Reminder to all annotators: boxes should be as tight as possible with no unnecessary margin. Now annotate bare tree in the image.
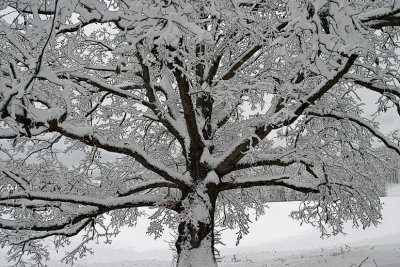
[0,0,399,266]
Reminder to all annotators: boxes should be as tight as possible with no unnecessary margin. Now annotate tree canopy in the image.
[0,0,399,266]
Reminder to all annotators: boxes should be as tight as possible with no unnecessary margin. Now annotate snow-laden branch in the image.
[221,45,262,81]
[308,110,400,156]
[60,70,188,157]
[360,5,400,29]
[0,206,100,231]
[3,100,188,186]
[232,149,300,171]
[135,52,188,152]
[65,72,154,108]
[165,57,205,172]
[218,20,288,82]
[346,75,400,99]
[52,122,189,186]
[0,191,164,232]
[4,219,92,246]
[215,55,358,176]
[219,174,319,194]
[117,179,178,197]
[2,31,34,62]
[0,190,163,209]
[0,126,47,139]
[57,8,128,34]
[1,170,29,190]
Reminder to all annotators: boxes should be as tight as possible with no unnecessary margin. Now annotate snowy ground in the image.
[219,243,400,267]
[218,186,400,267]
[1,184,399,267]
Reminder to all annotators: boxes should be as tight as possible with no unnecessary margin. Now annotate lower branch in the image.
[10,219,92,245]
[219,174,319,194]
[308,110,400,156]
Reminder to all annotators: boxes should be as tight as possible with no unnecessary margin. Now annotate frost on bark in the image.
[0,0,399,266]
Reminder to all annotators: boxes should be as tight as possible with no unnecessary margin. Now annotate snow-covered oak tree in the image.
[0,0,400,266]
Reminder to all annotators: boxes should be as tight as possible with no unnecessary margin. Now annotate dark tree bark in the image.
[176,184,218,267]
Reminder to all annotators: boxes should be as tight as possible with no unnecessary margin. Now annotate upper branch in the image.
[215,54,357,176]
[64,72,154,109]
[167,58,205,175]
[360,6,400,29]
[219,21,287,82]
[135,52,187,151]
[221,45,262,81]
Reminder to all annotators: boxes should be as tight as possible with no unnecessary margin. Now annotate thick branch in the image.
[0,206,100,232]
[0,194,162,231]
[360,6,400,29]
[0,191,163,208]
[50,122,188,186]
[221,45,262,81]
[117,179,178,197]
[232,149,306,171]
[11,219,92,245]
[219,174,319,194]
[347,75,400,99]
[167,59,205,176]
[0,126,47,139]
[216,55,357,176]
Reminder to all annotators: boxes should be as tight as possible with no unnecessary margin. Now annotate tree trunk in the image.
[175,184,217,267]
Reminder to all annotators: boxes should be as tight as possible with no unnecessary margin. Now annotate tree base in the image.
[176,238,218,267]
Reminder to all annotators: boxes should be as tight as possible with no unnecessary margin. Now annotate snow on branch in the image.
[0,205,100,232]
[65,72,154,108]
[0,0,399,265]
[232,149,313,171]
[0,190,163,209]
[360,5,400,29]
[346,75,400,99]
[219,174,319,194]
[292,181,383,237]
[308,110,400,156]
[53,122,189,186]
[0,125,48,139]
[117,179,178,197]
[9,219,92,245]
[1,170,29,190]
[215,54,358,176]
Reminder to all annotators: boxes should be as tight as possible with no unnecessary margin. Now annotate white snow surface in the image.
[0,184,399,267]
